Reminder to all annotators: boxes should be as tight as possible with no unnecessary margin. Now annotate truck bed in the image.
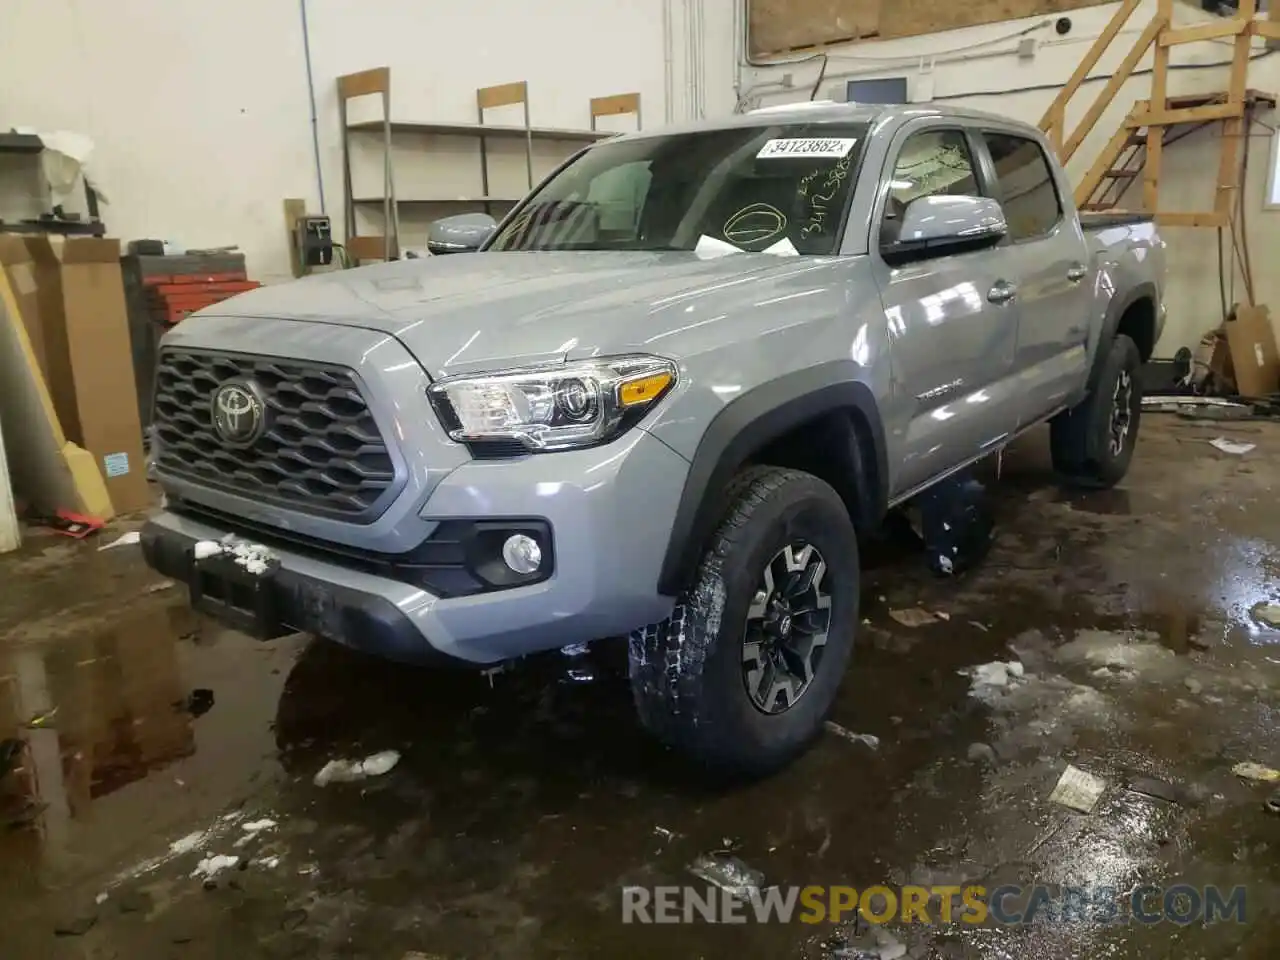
[1079,211,1154,231]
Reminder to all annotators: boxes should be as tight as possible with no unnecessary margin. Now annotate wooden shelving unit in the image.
[336,68,642,264]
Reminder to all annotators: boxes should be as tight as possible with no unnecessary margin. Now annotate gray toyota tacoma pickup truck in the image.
[142,102,1164,775]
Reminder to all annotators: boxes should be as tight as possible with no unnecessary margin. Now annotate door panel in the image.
[876,253,1019,496]
[979,132,1092,425]
[871,125,1020,498]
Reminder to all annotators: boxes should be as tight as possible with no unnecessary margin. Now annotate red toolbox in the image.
[121,252,261,428]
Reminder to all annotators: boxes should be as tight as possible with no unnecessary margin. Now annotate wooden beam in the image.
[1160,20,1247,45]
[1128,102,1240,126]
[1216,1,1256,220]
[1040,0,1142,135]
[1046,109,1064,157]
[1061,14,1166,164]
[1146,0,1172,214]
[337,67,390,100]
[1156,211,1228,227]
[1076,109,1142,209]
[1254,20,1280,41]
[347,235,397,261]
[282,198,307,278]
[0,411,17,552]
[477,81,528,111]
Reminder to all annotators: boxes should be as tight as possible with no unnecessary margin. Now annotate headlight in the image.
[428,355,677,452]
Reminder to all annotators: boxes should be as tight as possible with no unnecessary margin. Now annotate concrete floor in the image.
[1,413,1278,959]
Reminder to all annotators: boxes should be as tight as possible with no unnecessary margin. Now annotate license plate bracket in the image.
[189,551,288,640]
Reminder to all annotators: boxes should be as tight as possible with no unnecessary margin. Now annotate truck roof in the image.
[609,100,1041,142]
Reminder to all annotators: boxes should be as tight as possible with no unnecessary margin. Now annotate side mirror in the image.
[882,195,1007,265]
[427,213,497,255]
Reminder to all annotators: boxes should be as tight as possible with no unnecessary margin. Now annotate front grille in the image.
[152,349,397,521]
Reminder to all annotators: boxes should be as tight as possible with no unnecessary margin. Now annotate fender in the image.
[1086,281,1157,394]
[656,363,888,596]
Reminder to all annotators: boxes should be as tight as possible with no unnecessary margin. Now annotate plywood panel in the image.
[0,266,111,520]
[882,0,1115,40]
[750,0,881,56]
[750,0,1114,55]
[0,413,18,552]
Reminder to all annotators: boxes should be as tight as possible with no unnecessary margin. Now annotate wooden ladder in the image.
[1039,0,1279,227]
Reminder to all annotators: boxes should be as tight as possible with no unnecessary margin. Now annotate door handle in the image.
[1066,264,1087,283]
[988,281,1017,305]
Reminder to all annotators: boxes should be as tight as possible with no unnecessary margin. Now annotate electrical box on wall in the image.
[295,215,333,267]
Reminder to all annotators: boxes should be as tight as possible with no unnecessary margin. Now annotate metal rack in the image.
[336,67,641,264]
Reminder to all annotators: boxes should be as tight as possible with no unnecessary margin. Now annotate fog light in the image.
[501,534,542,574]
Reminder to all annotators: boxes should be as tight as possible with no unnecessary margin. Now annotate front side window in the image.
[488,122,870,255]
[880,129,979,247]
[982,132,1061,241]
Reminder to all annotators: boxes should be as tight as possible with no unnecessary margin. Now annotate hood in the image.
[199,251,828,377]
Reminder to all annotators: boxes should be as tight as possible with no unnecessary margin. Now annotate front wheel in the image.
[628,466,859,778]
[1050,333,1142,489]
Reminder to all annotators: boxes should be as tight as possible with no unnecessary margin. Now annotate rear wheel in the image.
[1050,334,1142,489]
[628,466,859,778]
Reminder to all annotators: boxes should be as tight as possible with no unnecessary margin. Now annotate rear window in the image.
[488,122,870,255]
[982,132,1062,241]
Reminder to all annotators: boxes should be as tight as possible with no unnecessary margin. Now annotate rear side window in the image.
[982,133,1061,241]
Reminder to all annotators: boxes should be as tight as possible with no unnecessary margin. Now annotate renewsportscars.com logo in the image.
[621,884,1249,926]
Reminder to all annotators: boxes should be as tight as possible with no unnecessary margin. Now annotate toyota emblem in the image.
[211,381,267,445]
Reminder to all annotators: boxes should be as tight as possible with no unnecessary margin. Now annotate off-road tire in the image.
[1050,334,1142,489]
[628,466,859,778]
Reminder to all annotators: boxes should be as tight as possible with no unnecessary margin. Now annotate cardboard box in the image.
[1224,304,1280,398]
[0,236,48,379]
[26,236,150,514]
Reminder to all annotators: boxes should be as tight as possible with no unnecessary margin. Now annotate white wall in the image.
[729,0,1280,354]
[0,0,699,281]
[2,0,1275,355]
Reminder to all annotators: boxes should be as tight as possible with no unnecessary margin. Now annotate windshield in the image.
[488,122,869,256]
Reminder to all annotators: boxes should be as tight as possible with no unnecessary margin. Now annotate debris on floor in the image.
[888,608,938,628]
[824,721,880,750]
[170,830,210,855]
[688,853,764,902]
[53,914,98,937]
[1048,764,1107,814]
[233,818,278,849]
[967,742,997,765]
[1141,394,1250,413]
[653,826,676,842]
[1231,762,1280,783]
[98,531,141,551]
[1249,601,1280,628]
[963,660,1025,691]
[1209,437,1256,455]
[829,919,907,960]
[313,749,401,786]
[191,854,240,881]
[25,706,58,728]
[1125,775,1185,805]
[176,688,215,717]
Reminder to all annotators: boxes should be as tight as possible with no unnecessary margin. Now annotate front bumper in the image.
[143,429,689,665]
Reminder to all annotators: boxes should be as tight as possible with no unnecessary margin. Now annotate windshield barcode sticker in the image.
[757,138,857,159]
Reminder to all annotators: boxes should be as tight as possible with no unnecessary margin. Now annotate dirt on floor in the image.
[0,413,1278,959]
